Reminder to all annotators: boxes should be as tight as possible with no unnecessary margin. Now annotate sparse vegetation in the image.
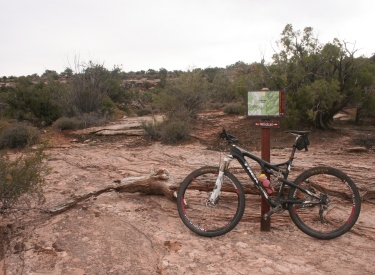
[137,108,152,117]
[141,119,163,141]
[0,123,39,149]
[142,117,191,144]
[0,24,374,130]
[223,103,245,115]
[2,76,61,126]
[0,146,48,213]
[160,120,191,144]
[352,136,375,149]
[53,117,84,130]
[154,70,211,118]
[78,112,109,128]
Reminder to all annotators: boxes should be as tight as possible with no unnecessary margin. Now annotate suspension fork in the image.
[208,155,233,203]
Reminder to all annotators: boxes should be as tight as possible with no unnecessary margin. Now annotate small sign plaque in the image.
[254,121,280,128]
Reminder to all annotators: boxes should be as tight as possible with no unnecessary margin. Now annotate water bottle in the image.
[258,173,274,194]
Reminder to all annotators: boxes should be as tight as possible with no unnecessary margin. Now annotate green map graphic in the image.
[247,91,280,116]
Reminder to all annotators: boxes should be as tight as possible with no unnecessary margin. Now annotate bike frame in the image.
[209,134,322,217]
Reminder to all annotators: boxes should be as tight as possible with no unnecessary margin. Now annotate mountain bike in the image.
[176,129,361,239]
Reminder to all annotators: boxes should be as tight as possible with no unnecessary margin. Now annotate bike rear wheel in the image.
[288,166,361,239]
[177,166,245,237]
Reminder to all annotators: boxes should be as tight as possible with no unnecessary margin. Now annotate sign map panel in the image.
[247,91,285,118]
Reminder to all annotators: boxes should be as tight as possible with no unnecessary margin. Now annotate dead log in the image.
[46,168,180,215]
[360,187,375,203]
[93,128,145,136]
[116,168,180,200]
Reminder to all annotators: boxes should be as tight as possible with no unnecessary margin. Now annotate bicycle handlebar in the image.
[219,128,238,144]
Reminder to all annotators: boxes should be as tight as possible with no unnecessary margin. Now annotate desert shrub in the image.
[223,103,245,115]
[352,136,375,149]
[0,123,39,149]
[79,112,109,128]
[3,77,61,126]
[160,120,191,144]
[0,146,48,213]
[209,102,226,110]
[101,96,116,117]
[167,107,193,122]
[137,108,152,117]
[53,117,85,130]
[55,62,119,116]
[142,117,191,144]
[141,119,162,141]
[154,70,210,118]
[0,119,9,133]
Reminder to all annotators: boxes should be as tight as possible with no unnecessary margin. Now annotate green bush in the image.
[167,107,193,122]
[79,112,109,128]
[101,96,116,116]
[142,118,191,144]
[223,103,245,115]
[0,123,39,149]
[53,117,84,130]
[153,70,210,118]
[137,108,152,117]
[141,119,162,141]
[0,146,48,213]
[160,120,191,144]
[3,76,61,126]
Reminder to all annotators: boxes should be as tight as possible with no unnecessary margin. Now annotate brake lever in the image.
[219,128,238,144]
[219,128,227,139]
[227,134,239,144]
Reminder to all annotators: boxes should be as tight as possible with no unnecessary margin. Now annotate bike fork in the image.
[208,155,233,204]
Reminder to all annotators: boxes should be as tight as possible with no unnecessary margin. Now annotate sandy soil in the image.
[1,111,375,275]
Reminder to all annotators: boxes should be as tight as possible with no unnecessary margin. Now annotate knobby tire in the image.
[288,166,361,239]
[177,166,245,237]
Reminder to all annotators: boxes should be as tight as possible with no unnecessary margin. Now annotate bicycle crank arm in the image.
[263,205,283,220]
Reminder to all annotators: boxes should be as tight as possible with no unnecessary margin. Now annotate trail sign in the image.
[247,90,285,118]
[247,89,286,231]
[254,121,280,128]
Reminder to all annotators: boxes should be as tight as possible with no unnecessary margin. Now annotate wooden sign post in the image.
[260,125,271,231]
[247,88,285,232]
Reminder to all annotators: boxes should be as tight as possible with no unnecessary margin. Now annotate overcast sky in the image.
[1,0,374,77]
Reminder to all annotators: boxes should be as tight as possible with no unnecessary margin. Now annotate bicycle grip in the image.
[219,128,238,144]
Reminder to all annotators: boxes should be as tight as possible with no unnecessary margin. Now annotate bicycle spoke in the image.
[289,167,360,239]
[177,167,245,237]
[183,182,239,230]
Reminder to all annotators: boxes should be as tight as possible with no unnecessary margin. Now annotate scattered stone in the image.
[236,241,248,248]
[346,146,368,152]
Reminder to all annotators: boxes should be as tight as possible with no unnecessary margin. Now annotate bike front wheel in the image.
[177,166,245,237]
[288,166,361,239]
